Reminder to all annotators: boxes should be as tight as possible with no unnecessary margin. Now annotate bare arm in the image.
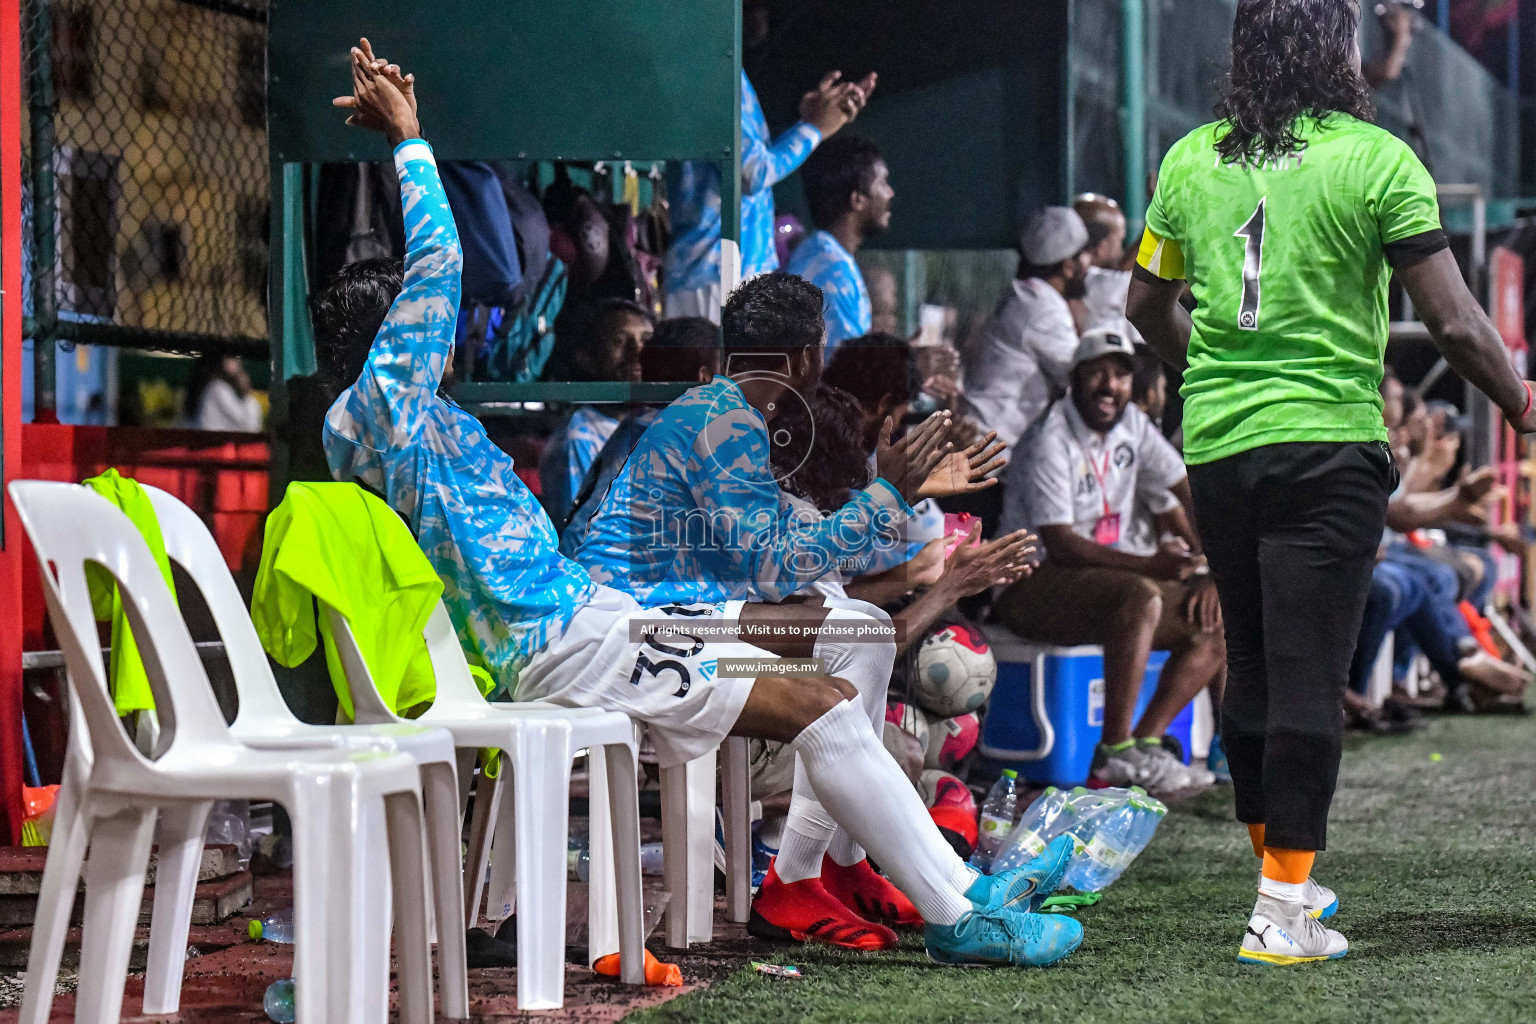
[1386,466,1505,532]
[1126,265,1192,372]
[1397,250,1536,432]
[1152,503,1202,559]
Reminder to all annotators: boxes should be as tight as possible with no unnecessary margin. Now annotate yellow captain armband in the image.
[1136,226,1186,281]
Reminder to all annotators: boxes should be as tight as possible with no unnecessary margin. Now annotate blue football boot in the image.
[925,906,1083,967]
[964,834,1077,913]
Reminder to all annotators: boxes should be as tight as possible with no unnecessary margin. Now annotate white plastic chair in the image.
[323,599,647,1009]
[137,484,468,1019]
[9,480,434,1024]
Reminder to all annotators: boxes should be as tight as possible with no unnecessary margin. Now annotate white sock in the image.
[779,605,897,876]
[792,699,973,926]
[775,757,837,883]
[1257,876,1307,903]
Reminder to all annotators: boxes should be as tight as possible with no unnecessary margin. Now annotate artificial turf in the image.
[628,712,1536,1024]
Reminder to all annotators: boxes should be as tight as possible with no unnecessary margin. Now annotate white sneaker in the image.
[1238,894,1348,966]
[1093,741,1215,795]
[1251,873,1339,919]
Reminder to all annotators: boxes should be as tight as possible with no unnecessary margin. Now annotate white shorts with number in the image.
[515,585,767,767]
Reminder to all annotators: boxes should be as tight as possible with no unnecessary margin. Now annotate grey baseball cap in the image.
[1071,324,1138,369]
[1020,206,1090,266]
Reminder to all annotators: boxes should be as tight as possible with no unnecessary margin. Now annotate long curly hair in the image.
[1214,0,1374,165]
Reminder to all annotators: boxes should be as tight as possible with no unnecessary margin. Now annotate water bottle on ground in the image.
[249,907,294,943]
[263,978,295,1023]
[969,769,1019,872]
[990,786,1070,875]
[1064,797,1137,891]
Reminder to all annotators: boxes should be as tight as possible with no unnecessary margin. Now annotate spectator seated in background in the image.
[771,382,1029,622]
[821,332,1005,602]
[786,136,892,354]
[559,316,723,553]
[995,327,1222,795]
[537,297,654,523]
[961,207,1093,449]
[747,382,1033,837]
[1348,370,1530,719]
[1070,193,1143,343]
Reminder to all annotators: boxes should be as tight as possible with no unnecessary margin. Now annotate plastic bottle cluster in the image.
[981,783,1168,891]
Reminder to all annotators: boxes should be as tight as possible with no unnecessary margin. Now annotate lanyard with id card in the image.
[1086,448,1120,546]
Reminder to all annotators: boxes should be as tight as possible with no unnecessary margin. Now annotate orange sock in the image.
[1246,824,1265,859]
[1261,847,1315,885]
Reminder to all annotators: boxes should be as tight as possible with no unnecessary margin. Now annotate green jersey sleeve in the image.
[1369,135,1441,245]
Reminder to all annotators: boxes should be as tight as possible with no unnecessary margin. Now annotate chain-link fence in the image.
[21,0,270,396]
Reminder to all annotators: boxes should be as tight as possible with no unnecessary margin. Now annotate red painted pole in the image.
[0,0,28,845]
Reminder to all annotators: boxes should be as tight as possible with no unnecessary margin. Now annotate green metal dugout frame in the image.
[264,0,743,441]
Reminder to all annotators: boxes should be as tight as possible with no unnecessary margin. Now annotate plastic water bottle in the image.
[572,838,667,882]
[969,769,1018,872]
[263,978,295,1023]
[205,800,252,871]
[990,786,1070,875]
[249,907,294,943]
[1125,794,1167,862]
[1064,798,1136,892]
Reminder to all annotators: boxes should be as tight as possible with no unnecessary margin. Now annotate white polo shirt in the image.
[1001,396,1185,560]
[960,277,1079,448]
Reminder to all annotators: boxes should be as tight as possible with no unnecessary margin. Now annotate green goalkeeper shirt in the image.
[1138,113,1445,464]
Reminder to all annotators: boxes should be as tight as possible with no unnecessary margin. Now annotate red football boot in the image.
[820,855,924,930]
[747,862,898,951]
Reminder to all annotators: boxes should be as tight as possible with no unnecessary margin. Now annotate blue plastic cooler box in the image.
[977,625,1195,786]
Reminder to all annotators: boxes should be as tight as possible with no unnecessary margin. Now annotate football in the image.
[919,769,977,817]
[913,623,997,718]
[924,711,980,772]
[884,700,930,755]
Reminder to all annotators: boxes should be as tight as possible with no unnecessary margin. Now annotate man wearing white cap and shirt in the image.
[961,207,1094,448]
[993,326,1223,794]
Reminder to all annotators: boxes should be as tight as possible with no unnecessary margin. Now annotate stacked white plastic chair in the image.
[9,480,435,1024]
[322,599,648,1009]
[137,485,469,1019]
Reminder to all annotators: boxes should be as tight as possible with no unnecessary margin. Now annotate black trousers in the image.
[1188,442,1393,851]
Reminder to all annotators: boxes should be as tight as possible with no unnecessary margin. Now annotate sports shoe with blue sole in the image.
[926,907,1083,967]
[1304,877,1339,920]
[1237,895,1347,966]
[964,834,1077,914]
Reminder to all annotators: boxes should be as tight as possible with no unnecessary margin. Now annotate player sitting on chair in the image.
[315,39,1082,969]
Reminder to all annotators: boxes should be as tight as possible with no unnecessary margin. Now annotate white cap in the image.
[1020,206,1090,266]
[1071,324,1137,369]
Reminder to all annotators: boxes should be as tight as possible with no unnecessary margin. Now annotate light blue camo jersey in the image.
[324,140,595,698]
[574,375,912,606]
[785,230,871,353]
[537,404,619,524]
[664,71,822,294]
